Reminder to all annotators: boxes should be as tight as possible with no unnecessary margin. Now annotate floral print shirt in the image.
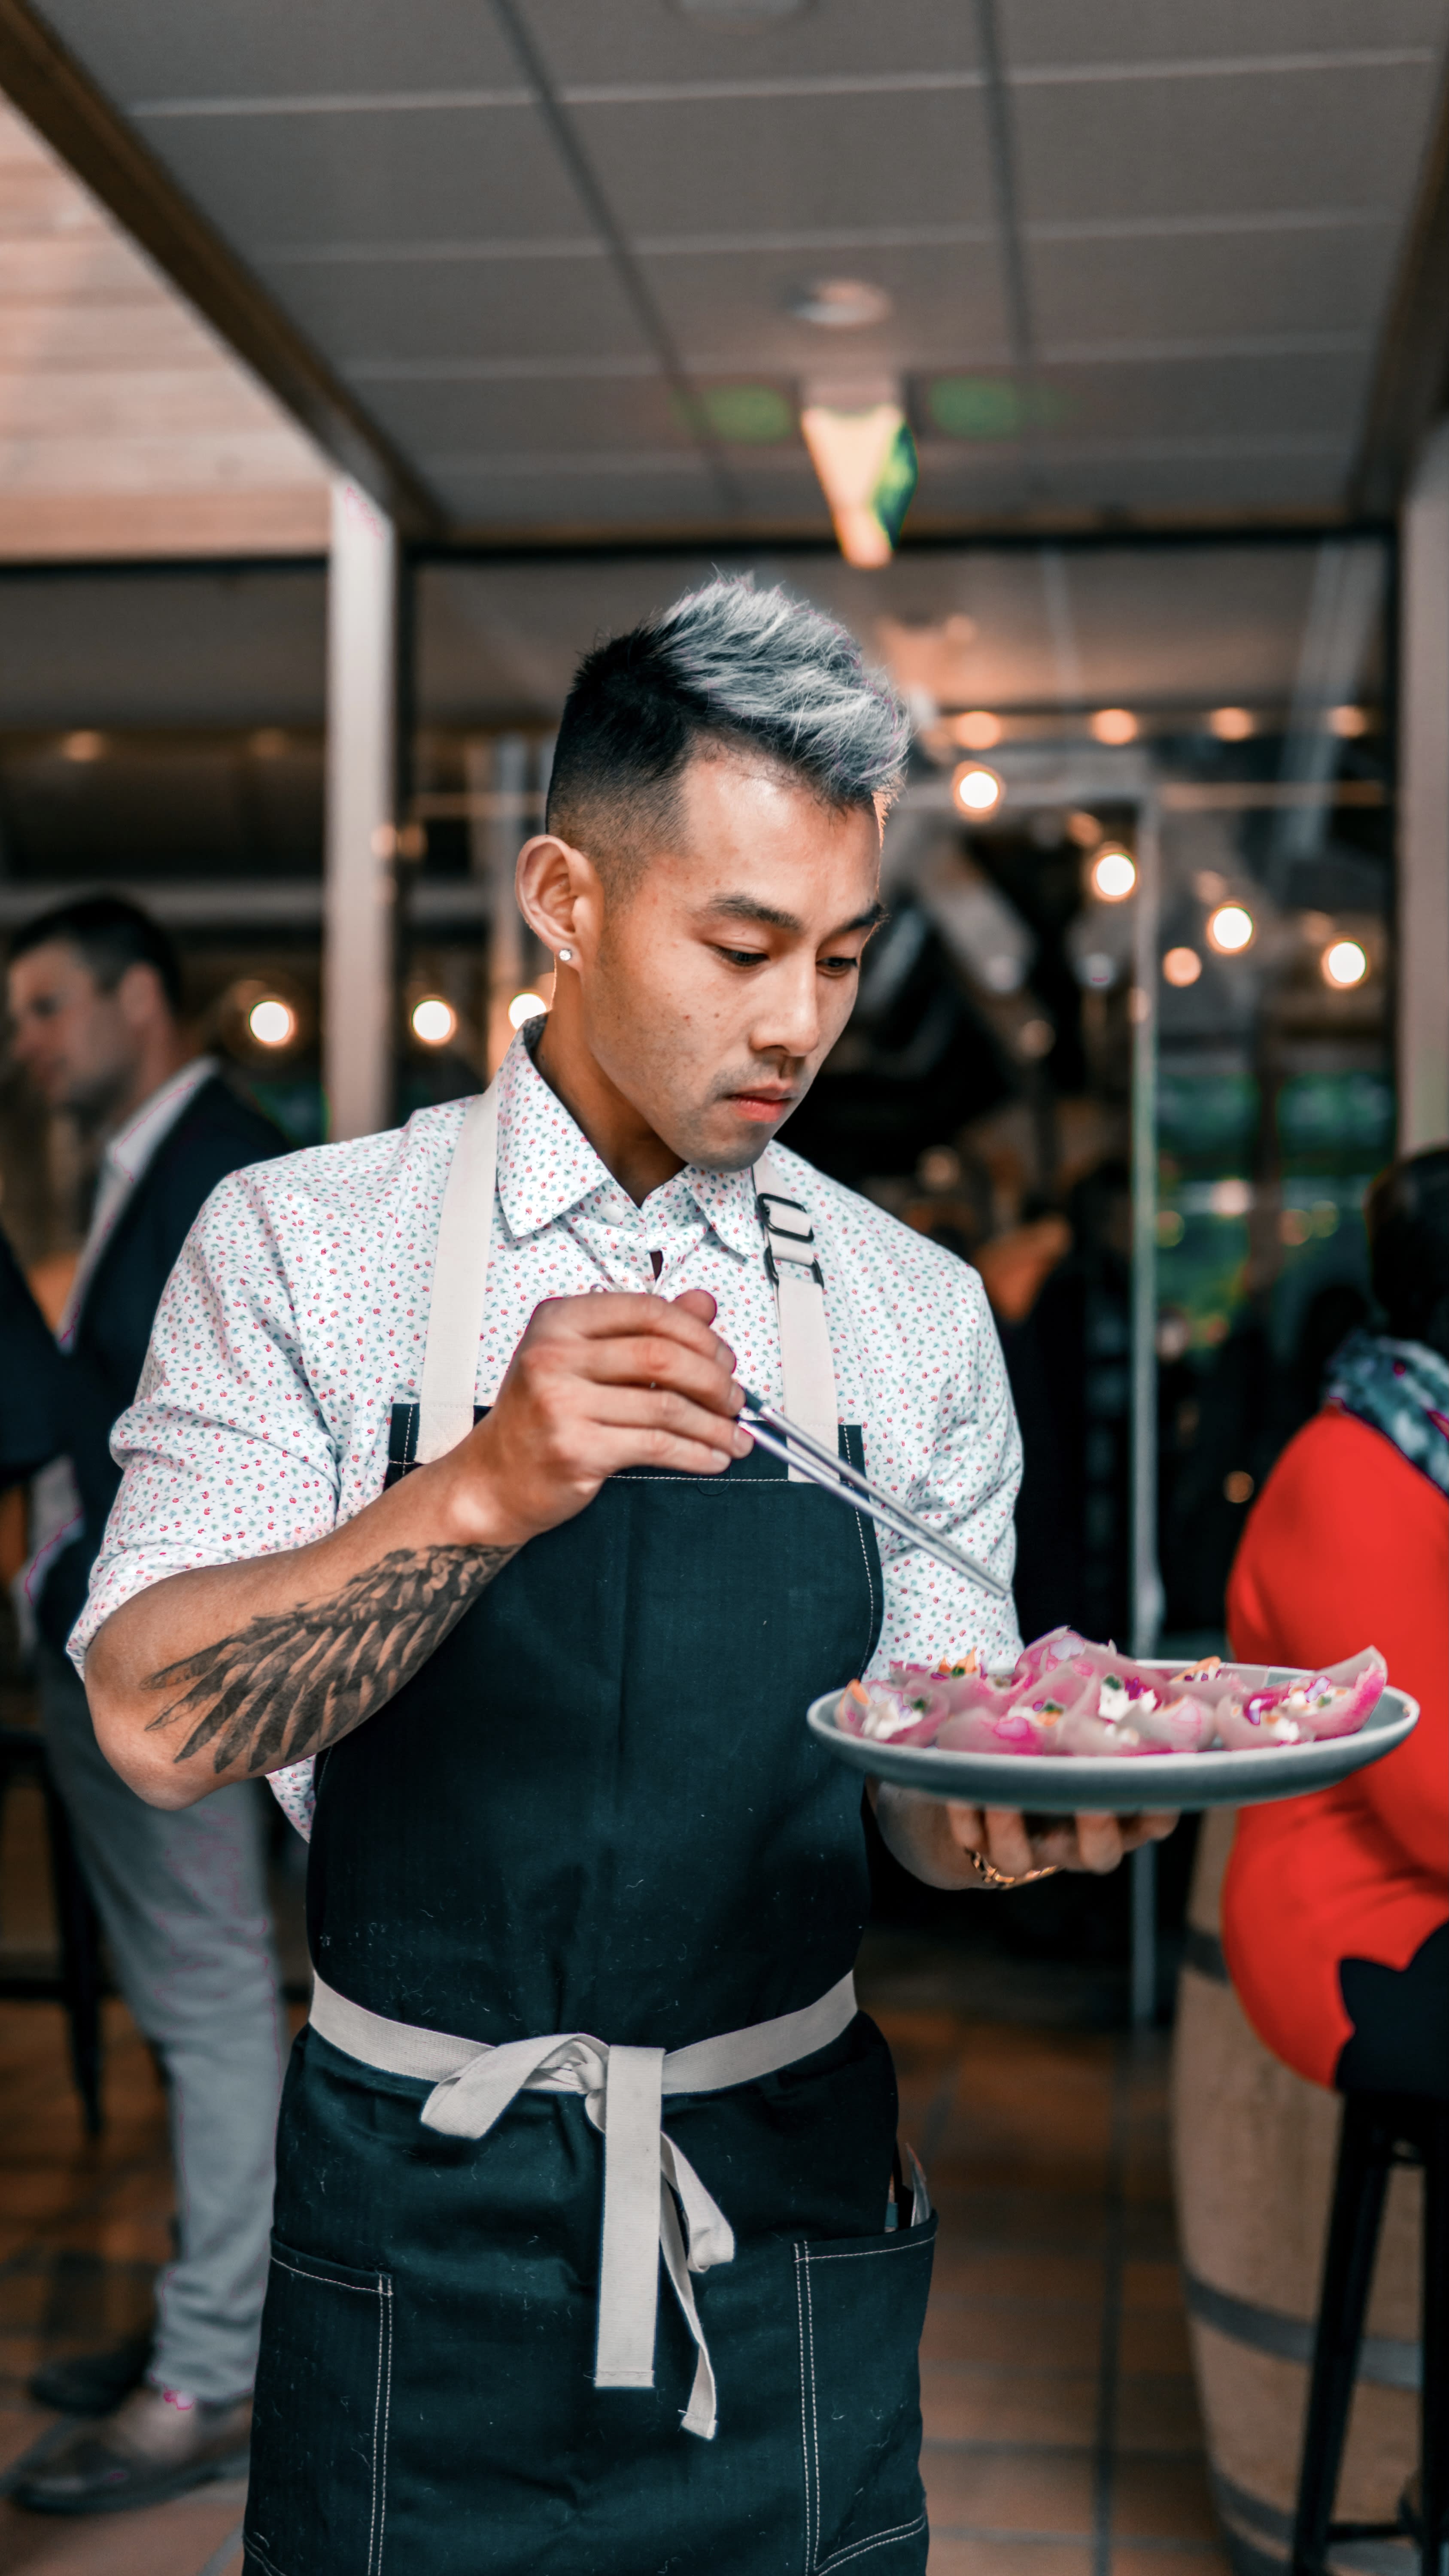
[73,1030,1023,1832]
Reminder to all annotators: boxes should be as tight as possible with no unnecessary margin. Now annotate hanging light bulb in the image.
[800,380,917,567]
[508,990,548,1029]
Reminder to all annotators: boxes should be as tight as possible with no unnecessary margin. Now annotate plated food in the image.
[838,1627,1389,1760]
[809,1630,1419,1816]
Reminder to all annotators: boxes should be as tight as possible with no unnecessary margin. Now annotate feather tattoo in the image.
[143,1545,517,1774]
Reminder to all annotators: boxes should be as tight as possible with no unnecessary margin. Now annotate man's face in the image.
[576,750,883,1173]
[7,942,142,1122]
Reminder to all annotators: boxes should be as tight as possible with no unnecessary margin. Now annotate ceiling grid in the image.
[6,0,1449,541]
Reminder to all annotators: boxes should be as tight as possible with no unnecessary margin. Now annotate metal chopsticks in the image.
[738,1385,1010,1601]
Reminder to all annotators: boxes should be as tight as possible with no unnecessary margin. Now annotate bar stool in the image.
[0,1723,104,2135]
[1291,2090,1447,2576]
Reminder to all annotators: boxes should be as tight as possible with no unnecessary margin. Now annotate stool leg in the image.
[41,1775,103,2139]
[1422,2106,1449,2576]
[1292,2096,1390,2576]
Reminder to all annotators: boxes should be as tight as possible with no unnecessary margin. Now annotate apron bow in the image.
[420,2029,735,2437]
[307,1968,859,2441]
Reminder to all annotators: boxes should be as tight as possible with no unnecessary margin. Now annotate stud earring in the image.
[557,945,574,963]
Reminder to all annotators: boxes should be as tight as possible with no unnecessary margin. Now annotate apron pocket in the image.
[795,2209,938,2573]
[243,2238,394,2576]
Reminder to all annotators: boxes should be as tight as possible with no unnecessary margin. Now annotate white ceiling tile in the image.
[1030,348,1373,443]
[1012,59,1437,225]
[130,101,583,250]
[36,0,521,103]
[1027,225,1397,345]
[519,0,983,87]
[262,255,647,368]
[999,0,1449,69]
[572,90,999,235]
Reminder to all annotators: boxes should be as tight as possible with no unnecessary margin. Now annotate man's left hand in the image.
[869,1780,1177,1889]
[947,1803,1178,1880]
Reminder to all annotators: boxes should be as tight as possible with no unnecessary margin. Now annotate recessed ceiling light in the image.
[789,277,891,329]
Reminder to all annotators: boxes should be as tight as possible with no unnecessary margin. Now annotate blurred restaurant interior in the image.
[0,5,1445,2573]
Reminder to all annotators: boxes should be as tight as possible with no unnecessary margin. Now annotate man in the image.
[0,895,289,2515]
[78,585,1170,2572]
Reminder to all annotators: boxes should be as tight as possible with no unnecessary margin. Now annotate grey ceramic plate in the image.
[807,1665,1420,1814]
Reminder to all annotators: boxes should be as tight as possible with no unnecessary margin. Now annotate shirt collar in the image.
[103,1056,217,1186]
[492,1028,767,1262]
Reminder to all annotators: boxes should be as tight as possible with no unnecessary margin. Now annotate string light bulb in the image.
[1207,903,1255,954]
[1321,938,1368,989]
[952,762,1002,815]
[1090,846,1137,902]
[411,996,458,1047]
[248,996,295,1048]
[1090,708,1138,745]
[508,990,548,1029]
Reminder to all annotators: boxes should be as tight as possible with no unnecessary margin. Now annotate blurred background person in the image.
[0,893,290,2516]
[1221,1145,1449,2100]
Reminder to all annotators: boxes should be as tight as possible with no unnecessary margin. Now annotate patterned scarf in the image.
[1325,1328,1449,1498]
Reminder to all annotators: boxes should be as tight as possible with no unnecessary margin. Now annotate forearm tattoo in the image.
[143,1545,517,1775]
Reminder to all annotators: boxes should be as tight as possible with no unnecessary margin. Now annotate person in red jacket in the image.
[1221,1148,1449,2097]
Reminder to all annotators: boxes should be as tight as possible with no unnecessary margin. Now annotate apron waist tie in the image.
[307,1968,859,2441]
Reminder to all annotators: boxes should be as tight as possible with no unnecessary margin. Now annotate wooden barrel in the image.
[1171,1810,1421,2574]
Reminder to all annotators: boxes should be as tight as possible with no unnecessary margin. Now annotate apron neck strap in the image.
[416,1085,499,1464]
[414,1091,837,1467]
[754,1152,838,1469]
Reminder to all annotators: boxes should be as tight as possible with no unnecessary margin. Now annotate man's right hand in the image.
[85,1286,753,1808]
[434,1286,751,1550]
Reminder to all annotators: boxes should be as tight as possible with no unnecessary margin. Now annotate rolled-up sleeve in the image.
[866,1264,1024,1679]
[68,1168,342,1674]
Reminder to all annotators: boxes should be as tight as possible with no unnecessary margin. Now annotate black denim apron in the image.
[243,1182,936,2576]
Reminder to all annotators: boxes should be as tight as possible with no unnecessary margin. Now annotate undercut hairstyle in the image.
[1366,1145,1449,1361]
[9,893,184,1017]
[546,575,910,884]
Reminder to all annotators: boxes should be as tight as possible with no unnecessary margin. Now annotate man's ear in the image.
[516,832,605,963]
[115,960,168,1032]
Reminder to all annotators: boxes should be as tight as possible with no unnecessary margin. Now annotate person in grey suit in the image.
[0,895,290,2515]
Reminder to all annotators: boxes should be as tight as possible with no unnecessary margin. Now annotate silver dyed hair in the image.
[655,574,910,806]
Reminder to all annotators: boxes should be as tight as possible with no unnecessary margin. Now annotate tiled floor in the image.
[876,1988,1227,2576]
[0,1961,1229,2576]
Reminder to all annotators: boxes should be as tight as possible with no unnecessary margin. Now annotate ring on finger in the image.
[968,1850,1062,1891]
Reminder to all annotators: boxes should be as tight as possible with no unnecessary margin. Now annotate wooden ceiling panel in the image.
[0,94,328,558]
